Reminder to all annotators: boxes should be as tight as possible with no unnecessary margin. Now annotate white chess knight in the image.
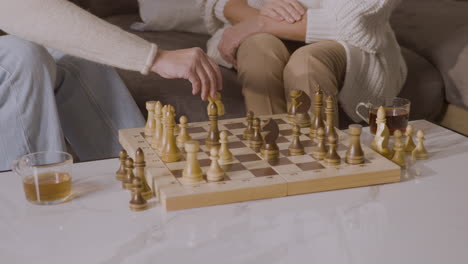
[371,106,393,159]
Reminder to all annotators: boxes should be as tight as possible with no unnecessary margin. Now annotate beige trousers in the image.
[237,33,347,123]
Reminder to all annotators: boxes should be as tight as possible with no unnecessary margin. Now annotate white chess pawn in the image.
[412,130,428,160]
[177,115,191,149]
[219,131,233,163]
[207,148,224,182]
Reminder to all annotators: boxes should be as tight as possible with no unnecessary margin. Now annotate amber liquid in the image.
[369,108,409,135]
[23,172,72,203]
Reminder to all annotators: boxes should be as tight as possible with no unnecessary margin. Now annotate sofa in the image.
[68,0,468,135]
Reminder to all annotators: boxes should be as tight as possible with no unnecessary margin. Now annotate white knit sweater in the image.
[199,0,408,122]
[0,0,157,75]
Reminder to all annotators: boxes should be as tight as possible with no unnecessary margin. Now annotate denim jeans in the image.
[0,36,145,171]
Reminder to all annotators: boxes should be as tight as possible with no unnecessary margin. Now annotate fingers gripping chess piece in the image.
[250,118,264,152]
[260,118,280,160]
[404,124,416,153]
[206,99,221,150]
[135,148,153,200]
[116,149,128,181]
[312,127,326,160]
[161,107,181,163]
[412,130,428,160]
[310,86,325,140]
[243,111,254,140]
[289,123,305,156]
[182,141,204,184]
[294,90,312,128]
[144,101,156,136]
[391,130,406,168]
[177,115,191,150]
[129,178,148,211]
[345,124,365,165]
[288,90,301,122]
[151,101,163,149]
[123,157,135,190]
[371,106,393,159]
[324,134,341,166]
[324,96,338,139]
[207,147,225,182]
[219,131,233,163]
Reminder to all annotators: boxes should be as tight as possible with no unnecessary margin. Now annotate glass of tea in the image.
[12,151,73,205]
[355,97,410,135]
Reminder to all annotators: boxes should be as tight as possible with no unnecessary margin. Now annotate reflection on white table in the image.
[1,120,467,264]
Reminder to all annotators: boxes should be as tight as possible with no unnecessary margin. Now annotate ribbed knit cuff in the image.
[141,43,158,75]
[305,8,338,43]
[214,0,230,24]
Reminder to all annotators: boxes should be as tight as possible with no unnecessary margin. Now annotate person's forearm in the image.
[224,0,259,24]
[0,0,156,74]
[257,14,306,42]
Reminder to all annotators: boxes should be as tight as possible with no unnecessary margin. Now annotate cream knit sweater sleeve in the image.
[0,0,157,74]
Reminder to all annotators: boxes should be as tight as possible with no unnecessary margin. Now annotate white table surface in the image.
[1,120,467,264]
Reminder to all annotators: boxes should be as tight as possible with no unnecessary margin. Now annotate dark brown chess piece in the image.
[289,123,305,156]
[116,149,128,181]
[260,118,279,160]
[346,124,365,165]
[310,86,325,140]
[294,90,311,128]
[122,157,135,190]
[129,178,148,211]
[206,99,220,150]
[249,118,263,152]
[135,148,153,200]
[243,111,254,140]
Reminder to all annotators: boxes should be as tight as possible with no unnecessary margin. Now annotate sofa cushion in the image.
[398,47,445,120]
[391,0,468,111]
[105,15,246,122]
[72,0,138,17]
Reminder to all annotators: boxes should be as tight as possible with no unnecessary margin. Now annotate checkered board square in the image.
[119,114,401,211]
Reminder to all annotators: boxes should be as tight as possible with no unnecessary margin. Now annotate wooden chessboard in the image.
[119,114,401,211]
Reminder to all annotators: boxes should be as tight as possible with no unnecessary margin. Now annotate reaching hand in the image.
[260,0,305,23]
[151,48,222,101]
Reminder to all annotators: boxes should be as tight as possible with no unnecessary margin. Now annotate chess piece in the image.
[122,157,135,190]
[161,107,181,163]
[312,127,326,160]
[324,133,341,166]
[158,105,168,153]
[206,99,221,150]
[207,147,225,182]
[182,141,204,184]
[310,86,325,140]
[345,124,365,165]
[115,149,128,181]
[135,148,153,200]
[294,90,311,128]
[208,92,225,116]
[288,90,301,122]
[219,131,233,163]
[260,118,280,160]
[151,101,163,149]
[412,130,428,160]
[177,115,191,150]
[243,111,254,140]
[249,118,263,152]
[288,123,305,156]
[404,124,416,152]
[391,130,406,168]
[371,106,393,159]
[144,101,156,136]
[129,178,148,211]
[324,96,338,139]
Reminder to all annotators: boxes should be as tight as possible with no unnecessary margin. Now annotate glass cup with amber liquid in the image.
[13,151,73,205]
